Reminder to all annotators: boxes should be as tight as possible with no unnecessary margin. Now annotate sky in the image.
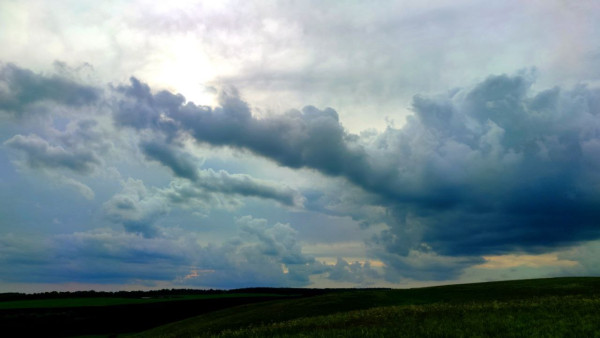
[1,0,599,292]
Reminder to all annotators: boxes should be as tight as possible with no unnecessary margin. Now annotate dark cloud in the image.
[140,139,303,206]
[112,77,182,139]
[376,247,485,281]
[192,169,300,207]
[141,140,199,181]
[0,63,100,117]
[159,169,301,209]
[0,218,327,287]
[0,229,192,284]
[327,257,380,285]
[2,117,112,200]
[5,63,599,282]
[112,73,600,281]
[4,134,101,174]
[116,80,370,178]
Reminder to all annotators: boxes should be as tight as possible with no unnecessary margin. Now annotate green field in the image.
[133,277,600,337]
[1,277,598,337]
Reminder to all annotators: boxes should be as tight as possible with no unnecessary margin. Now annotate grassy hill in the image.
[132,277,600,337]
[1,277,598,337]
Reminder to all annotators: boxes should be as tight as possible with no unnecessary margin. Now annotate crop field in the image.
[1,277,598,337]
[214,295,599,337]
[135,277,600,338]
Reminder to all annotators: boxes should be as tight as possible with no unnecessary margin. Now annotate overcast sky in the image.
[1,0,600,292]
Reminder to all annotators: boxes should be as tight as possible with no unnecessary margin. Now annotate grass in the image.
[0,293,283,309]
[133,277,600,337]
[218,295,600,337]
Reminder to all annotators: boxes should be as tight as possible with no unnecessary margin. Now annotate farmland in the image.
[135,277,600,337]
[1,277,598,337]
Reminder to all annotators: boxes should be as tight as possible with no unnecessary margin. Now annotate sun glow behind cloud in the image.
[146,35,219,107]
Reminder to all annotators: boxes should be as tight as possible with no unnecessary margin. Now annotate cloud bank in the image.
[2,62,600,286]
[112,70,600,257]
[0,217,328,288]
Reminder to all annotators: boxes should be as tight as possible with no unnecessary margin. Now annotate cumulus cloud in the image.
[4,63,600,282]
[55,175,96,200]
[0,63,100,117]
[236,216,312,266]
[182,216,325,288]
[192,169,301,207]
[2,115,114,199]
[4,134,101,174]
[327,257,380,285]
[161,169,301,210]
[103,178,168,237]
[110,72,600,280]
[139,139,301,206]
[0,217,328,288]
[104,172,302,236]
[53,119,114,158]
[115,79,369,178]
[140,140,200,181]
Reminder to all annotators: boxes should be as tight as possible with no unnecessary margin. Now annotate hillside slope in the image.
[133,277,600,337]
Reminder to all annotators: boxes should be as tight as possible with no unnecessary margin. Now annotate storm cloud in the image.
[2,62,600,285]
[112,73,600,265]
[0,218,328,288]
[115,78,368,176]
